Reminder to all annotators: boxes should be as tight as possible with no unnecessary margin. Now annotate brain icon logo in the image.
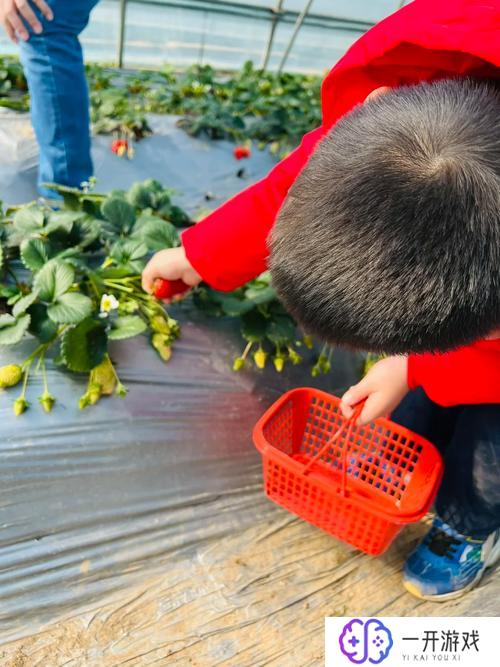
[339,618,393,664]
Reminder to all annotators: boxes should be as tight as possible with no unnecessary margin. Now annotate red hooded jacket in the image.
[182,0,500,407]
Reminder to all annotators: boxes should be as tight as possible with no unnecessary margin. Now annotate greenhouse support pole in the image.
[261,0,284,71]
[117,0,127,68]
[277,0,314,73]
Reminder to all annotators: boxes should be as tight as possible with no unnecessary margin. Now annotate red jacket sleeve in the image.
[407,340,500,406]
[181,126,326,291]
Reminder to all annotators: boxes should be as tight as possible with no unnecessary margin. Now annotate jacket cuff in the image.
[181,224,212,286]
[406,354,420,390]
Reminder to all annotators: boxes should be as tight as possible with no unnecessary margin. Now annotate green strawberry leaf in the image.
[47,292,93,324]
[241,309,268,343]
[108,315,147,340]
[98,266,134,280]
[12,290,39,318]
[244,285,277,305]
[60,318,107,372]
[101,196,136,232]
[73,217,101,248]
[43,184,83,211]
[8,206,46,246]
[132,217,179,251]
[266,315,297,346]
[20,238,52,271]
[43,210,81,235]
[110,239,148,264]
[155,193,172,217]
[0,313,30,345]
[34,260,75,302]
[127,182,155,209]
[213,292,255,316]
[0,285,18,299]
[168,205,190,227]
[28,303,59,342]
[0,313,16,328]
[6,293,21,306]
[12,206,44,233]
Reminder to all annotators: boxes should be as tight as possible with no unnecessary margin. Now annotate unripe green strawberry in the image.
[233,356,245,371]
[167,318,181,340]
[116,382,128,398]
[39,391,55,413]
[151,315,171,334]
[90,357,116,395]
[253,347,267,369]
[302,335,314,349]
[79,394,90,410]
[311,353,331,377]
[13,397,28,416]
[319,355,331,374]
[151,333,172,361]
[120,300,139,314]
[273,356,285,373]
[87,382,102,405]
[287,348,302,365]
[0,364,23,389]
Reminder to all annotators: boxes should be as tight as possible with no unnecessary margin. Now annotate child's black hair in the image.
[270,78,500,354]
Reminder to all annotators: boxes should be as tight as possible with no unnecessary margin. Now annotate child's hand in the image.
[142,247,202,301]
[340,356,409,425]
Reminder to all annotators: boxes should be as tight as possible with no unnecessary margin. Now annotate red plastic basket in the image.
[252,388,443,555]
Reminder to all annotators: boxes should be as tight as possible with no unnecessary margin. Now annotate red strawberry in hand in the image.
[154,278,189,300]
[233,145,251,160]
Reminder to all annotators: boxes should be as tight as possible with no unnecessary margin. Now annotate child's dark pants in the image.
[391,389,500,540]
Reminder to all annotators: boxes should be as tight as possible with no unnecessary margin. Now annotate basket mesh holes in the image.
[266,395,433,523]
[263,400,294,454]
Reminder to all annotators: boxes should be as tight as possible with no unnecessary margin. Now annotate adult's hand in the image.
[0,0,53,43]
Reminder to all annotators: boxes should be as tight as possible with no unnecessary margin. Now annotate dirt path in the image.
[2,512,498,667]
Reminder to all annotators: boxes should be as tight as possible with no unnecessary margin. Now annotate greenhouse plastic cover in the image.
[0,112,361,644]
[0,1,401,74]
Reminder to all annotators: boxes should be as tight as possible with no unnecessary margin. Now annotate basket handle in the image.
[302,400,365,496]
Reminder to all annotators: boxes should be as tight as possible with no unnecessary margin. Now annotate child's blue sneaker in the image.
[403,517,500,601]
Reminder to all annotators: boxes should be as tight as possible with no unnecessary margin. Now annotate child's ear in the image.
[364,86,392,103]
[485,326,500,340]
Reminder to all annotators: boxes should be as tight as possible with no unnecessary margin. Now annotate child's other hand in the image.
[340,356,409,426]
[142,246,202,301]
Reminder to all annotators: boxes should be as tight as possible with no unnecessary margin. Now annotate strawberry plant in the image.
[0,179,185,415]
[0,175,337,415]
[192,272,332,376]
[0,55,29,111]
[0,57,321,156]
[168,61,321,156]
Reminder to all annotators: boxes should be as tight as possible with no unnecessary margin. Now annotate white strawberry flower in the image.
[99,293,119,317]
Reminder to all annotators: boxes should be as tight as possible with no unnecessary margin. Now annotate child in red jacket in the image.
[143,0,500,601]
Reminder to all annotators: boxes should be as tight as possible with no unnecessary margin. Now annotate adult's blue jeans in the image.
[18,0,99,197]
[392,388,500,540]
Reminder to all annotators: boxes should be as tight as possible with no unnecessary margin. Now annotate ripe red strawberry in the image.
[233,145,251,160]
[111,139,129,155]
[154,278,189,300]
